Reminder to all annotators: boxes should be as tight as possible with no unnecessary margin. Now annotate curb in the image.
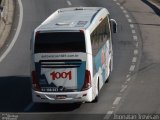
[0,0,14,49]
[149,0,160,10]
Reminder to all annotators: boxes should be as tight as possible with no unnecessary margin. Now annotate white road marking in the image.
[107,0,140,115]
[127,78,131,82]
[104,111,114,120]
[128,19,132,23]
[113,97,121,105]
[0,0,23,62]
[123,10,127,13]
[130,24,134,28]
[125,77,131,84]
[120,85,128,92]
[125,14,130,18]
[134,49,139,55]
[133,35,138,41]
[107,111,114,114]
[132,30,136,34]
[120,6,124,10]
[67,0,72,6]
[129,65,135,71]
[132,57,137,63]
[136,42,139,47]
[116,2,120,6]
[126,74,130,78]
[24,102,34,112]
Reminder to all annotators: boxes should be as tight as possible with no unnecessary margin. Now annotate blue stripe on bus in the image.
[77,61,86,90]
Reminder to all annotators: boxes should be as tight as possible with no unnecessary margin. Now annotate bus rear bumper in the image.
[32,88,93,104]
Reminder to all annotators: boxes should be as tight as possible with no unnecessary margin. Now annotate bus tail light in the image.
[35,31,40,37]
[81,70,91,91]
[35,31,40,40]
[80,29,84,33]
[31,71,41,91]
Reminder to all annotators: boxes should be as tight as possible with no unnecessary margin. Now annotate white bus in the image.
[31,7,117,103]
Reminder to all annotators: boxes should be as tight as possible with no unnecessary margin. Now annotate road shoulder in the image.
[116,0,160,113]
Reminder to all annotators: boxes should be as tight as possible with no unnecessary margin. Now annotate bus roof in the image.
[36,7,109,31]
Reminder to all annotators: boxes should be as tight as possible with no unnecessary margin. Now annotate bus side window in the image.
[91,31,99,56]
[97,17,108,50]
[91,16,111,56]
[105,16,112,53]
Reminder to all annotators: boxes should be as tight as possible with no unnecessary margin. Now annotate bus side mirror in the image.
[110,19,117,33]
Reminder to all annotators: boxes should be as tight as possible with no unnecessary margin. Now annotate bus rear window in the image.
[34,32,86,53]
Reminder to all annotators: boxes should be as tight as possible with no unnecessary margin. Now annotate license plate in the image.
[41,87,58,92]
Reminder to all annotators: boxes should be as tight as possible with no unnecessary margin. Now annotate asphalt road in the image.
[1,0,160,120]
